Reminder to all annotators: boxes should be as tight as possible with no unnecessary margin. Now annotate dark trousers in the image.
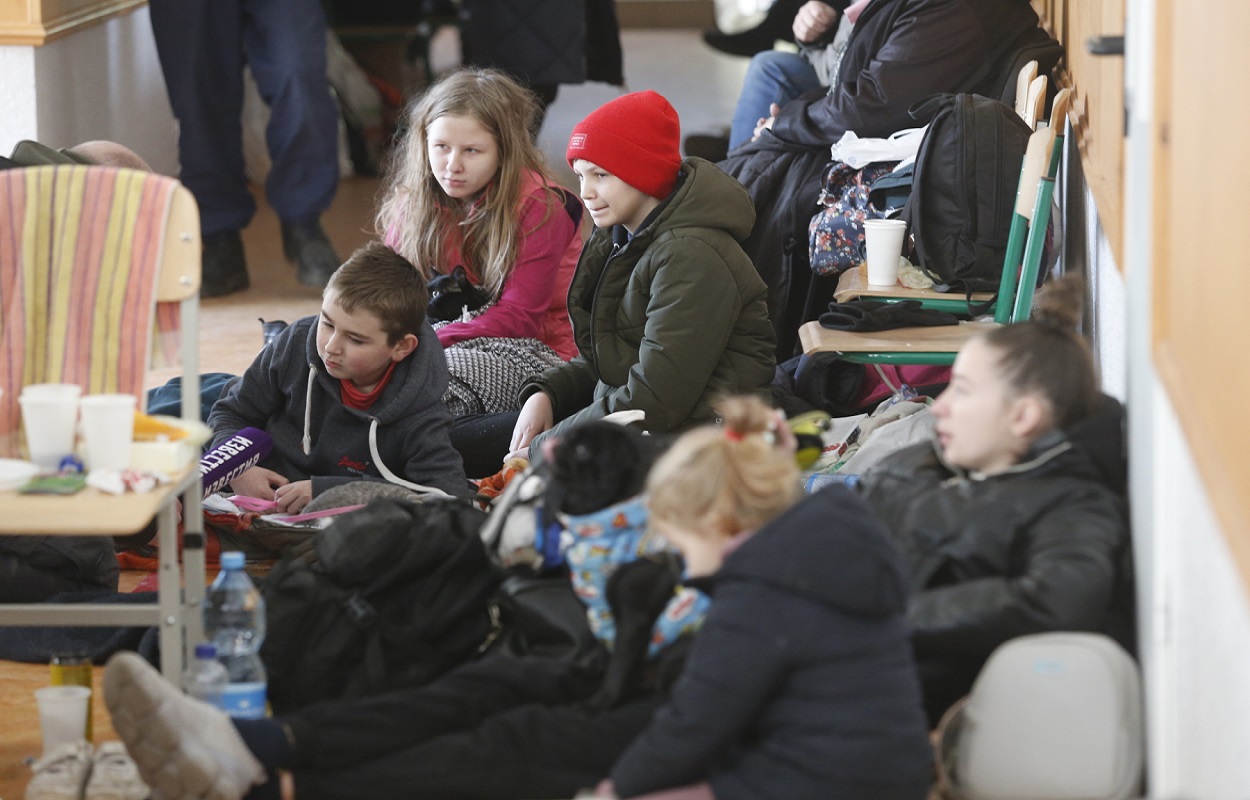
[451,411,521,479]
[148,0,339,235]
[281,651,658,799]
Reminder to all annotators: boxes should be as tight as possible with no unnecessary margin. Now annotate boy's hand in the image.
[509,392,554,458]
[229,466,288,500]
[274,480,313,515]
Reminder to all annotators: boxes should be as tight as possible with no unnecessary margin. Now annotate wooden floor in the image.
[0,573,146,799]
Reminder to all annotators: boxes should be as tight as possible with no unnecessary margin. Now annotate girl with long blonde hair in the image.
[376,67,581,360]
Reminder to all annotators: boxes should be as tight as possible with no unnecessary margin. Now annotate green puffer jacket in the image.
[523,157,776,450]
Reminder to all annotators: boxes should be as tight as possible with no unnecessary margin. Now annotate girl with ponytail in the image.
[859,276,1136,726]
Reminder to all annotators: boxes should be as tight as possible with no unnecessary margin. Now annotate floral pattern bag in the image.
[808,161,899,276]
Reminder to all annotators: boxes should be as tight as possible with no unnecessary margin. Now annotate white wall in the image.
[1122,2,1250,796]
[0,7,176,174]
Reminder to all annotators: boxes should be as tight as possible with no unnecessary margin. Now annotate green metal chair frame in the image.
[798,123,1059,366]
[840,87,1072,320]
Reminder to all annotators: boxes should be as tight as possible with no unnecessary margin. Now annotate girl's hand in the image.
[274,480,313,515]
[229,466,288,500]
[508,392,555,459]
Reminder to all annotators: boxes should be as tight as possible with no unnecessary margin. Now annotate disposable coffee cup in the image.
[19,384,82,469]
[864,219,908,287]
[79,394,137,471]
[34,685,91,755]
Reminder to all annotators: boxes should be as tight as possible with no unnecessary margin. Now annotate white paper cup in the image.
[78,394,137,471]
[19,384,82,469]
[34,685,91,754]
[864,219,908,287]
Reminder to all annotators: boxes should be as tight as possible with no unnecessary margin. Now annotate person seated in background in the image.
[856,277,1136,725]
[208,241,470,510]
[719,0,1047,358]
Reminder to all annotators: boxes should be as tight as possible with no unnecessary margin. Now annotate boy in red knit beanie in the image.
[504,90,778,460]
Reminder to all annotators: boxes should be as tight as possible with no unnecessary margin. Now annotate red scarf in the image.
[340,361,398,410]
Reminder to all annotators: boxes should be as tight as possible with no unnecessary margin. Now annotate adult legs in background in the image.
[149,0,341,296]
[728,51,823,149]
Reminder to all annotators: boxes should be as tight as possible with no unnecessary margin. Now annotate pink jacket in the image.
[388,171,581,360]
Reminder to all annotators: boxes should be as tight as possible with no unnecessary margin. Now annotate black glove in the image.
[820,299,960,332]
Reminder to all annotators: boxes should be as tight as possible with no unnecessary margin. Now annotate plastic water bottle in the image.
[183,643,229,709]
[202,551,268,719]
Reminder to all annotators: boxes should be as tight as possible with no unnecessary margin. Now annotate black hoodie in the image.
[610,486,932,800]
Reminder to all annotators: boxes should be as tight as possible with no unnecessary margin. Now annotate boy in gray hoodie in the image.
[208,242,470,510]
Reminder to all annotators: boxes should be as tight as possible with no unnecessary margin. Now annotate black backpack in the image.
[259,498,500,713]
[903,93,1034,293]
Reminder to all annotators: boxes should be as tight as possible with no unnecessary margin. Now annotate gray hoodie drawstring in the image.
[303,365,315,455]
[367,419,452,497]
[305,363,450,497]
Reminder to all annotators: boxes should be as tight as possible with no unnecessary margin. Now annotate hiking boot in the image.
[103,652,265,800]
[280,219,340,288]
[25,741,92,800]
[201,230,250,299]
[83,742,149,800]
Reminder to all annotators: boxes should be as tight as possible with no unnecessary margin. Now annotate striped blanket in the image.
[0,166,181,458]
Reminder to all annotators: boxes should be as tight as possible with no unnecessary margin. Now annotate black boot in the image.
[259,318,289,349]
[702,0,806,57]
[201,230,249,298]
[280,219,340,289]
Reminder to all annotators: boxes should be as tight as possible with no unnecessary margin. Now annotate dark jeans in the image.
[271,650,657,799]
[295,696,659,800]
[451,411,520,479]
[149,0,339,234]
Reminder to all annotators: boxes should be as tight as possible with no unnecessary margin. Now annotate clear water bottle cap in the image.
[220,551,245,570]
[194,642,218,659]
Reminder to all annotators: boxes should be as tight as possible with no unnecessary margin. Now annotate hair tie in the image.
[724,428,744,442]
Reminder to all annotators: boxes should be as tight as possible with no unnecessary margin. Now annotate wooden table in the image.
[0,465,205,681]
[834,264,994,312]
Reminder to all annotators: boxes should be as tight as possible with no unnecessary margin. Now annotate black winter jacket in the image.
[859,430,1135,721]
[610,487,933,800]
[773,0,1041,145]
